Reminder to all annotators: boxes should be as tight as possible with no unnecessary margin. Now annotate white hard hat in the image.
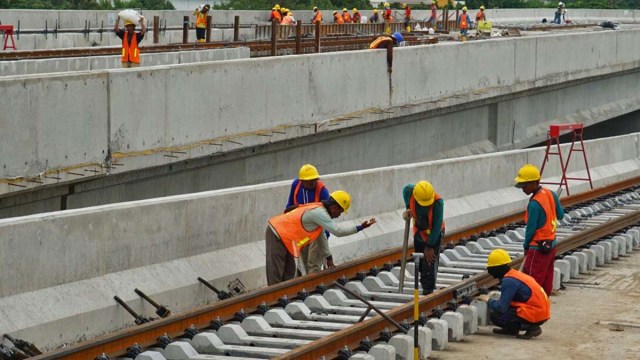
[558,1,564,5]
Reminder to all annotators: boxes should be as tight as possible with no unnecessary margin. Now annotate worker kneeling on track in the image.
[266,190,377,285]
[476,249,551,339]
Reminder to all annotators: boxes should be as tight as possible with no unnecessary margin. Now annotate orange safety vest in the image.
[268,203,325,257]
[121,32,140,64]
[524,187,558,246]
[281,15,293,25]
[334,14,344,24]
[409,194,445,243]
[343,13,352,23]
[292,180,326,205]
[459,13,469,29]
[313,11,323,23]
[271,10,282,23]
[476,11,486,21]
[370,36,392,49]
[196,12,207,28]
[504,269,551,323]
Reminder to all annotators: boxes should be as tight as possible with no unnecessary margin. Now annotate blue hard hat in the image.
[392,32,403,43]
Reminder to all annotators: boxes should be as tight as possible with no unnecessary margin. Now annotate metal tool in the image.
[398,216,411,293]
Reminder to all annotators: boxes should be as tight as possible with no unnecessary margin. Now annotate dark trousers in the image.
[490,307,546,332]
[265,226,296,286]
[523,247,557,296]
[414,234,442,295]
[196,27,206,40]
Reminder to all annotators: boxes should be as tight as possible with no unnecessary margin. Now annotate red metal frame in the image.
[539,123,593,196]
[0,25,17,50]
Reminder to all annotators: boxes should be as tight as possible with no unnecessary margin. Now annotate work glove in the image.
[402,209,411,221]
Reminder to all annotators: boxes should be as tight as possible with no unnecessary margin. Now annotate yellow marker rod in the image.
[413,252,424,359]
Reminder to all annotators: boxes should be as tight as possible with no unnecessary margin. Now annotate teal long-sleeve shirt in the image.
[402,184,444,247]
[524,187,565,250]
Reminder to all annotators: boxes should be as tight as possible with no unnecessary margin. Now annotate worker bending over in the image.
[266,191,376,285]
[286,164,331,274]
[370,31,403,73]
[514,164,564,295]
[476,249,550,339]
[402,181,445,295]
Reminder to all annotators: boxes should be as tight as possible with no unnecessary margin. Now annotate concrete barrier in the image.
[0,133,638,349]
[0,47,249,76]
[2,30,640,197]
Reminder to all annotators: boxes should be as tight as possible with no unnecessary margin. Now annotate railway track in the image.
[18,177,640,360]
[0,35,436,61]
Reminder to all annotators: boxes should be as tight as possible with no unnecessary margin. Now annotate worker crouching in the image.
[266,191,377,285]
[476,249,550,339]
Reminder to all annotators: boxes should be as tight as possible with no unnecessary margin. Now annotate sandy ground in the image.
[430,249,640,360]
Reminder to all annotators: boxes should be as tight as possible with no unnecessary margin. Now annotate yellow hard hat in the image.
[274,4,280,9]
[313,6,318,10]
[330,190,351,214]
[402,3,407,8]
[413,181,435,207]
[288,11,293,15]
[353,7,358,12]
[373,8,378,13]
[343,8,347,11]
[487,249,511,267]
[272,7,276,10]
[462,6,468,11]
[480,5,485,10]
[124,20,134,26]
[333,10,338,14]
[514,164,541,186]
[298,164,320,181]
[384,2,390,7]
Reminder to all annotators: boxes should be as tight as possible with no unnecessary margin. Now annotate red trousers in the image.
[523,247,556,295]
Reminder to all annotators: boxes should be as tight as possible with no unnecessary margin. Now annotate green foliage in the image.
[0,0,174,9]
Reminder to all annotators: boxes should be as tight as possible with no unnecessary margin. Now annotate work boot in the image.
[492,328,519,336]
[517,326,542,339]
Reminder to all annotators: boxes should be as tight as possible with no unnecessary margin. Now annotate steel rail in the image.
[33,176,640,359]
[280,197,640,359]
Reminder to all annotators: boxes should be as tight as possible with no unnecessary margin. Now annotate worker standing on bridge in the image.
[402,3,412,32]
[270,5,282,23]
[402,181,445,295]
[342,8,353,23]
[370,32,403,73]
[193,4,210,43]
[427,2,437,29]
[312,7,323,24]
[114,14,146,68]
[457,7,470,41]
[369,9,380,23]
[477,249,550,339]
[281,11,295,25]
[383,2,393,33]
[352,8,362,24]
[286,164,332,274]
[554,2,566,24]
[266,191,377,285]
[333,11,345,24]
[514,164,564,296]
[476,5,486,22]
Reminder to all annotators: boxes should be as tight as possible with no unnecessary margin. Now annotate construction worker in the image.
[402,3,411,32]
[514,164,564,295]
[369,9,380,23]
[554,2,566,24]
[266,191,377,285]
[476,5,486,22]
[427,2,437,28]
[342,8,352,23]
[312,7,323,24]
[352,8,361,24]
[476,249,550,339]
[193,4,210,43]
[333,11,344,24]
[281,11,294,25]
[370,31,403,73]
[114,14,146,68]
[285,164,331,274]
[383,2,392,33]
[457,7,470,41]
[402,181,445,295]
[270,5,282,23]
